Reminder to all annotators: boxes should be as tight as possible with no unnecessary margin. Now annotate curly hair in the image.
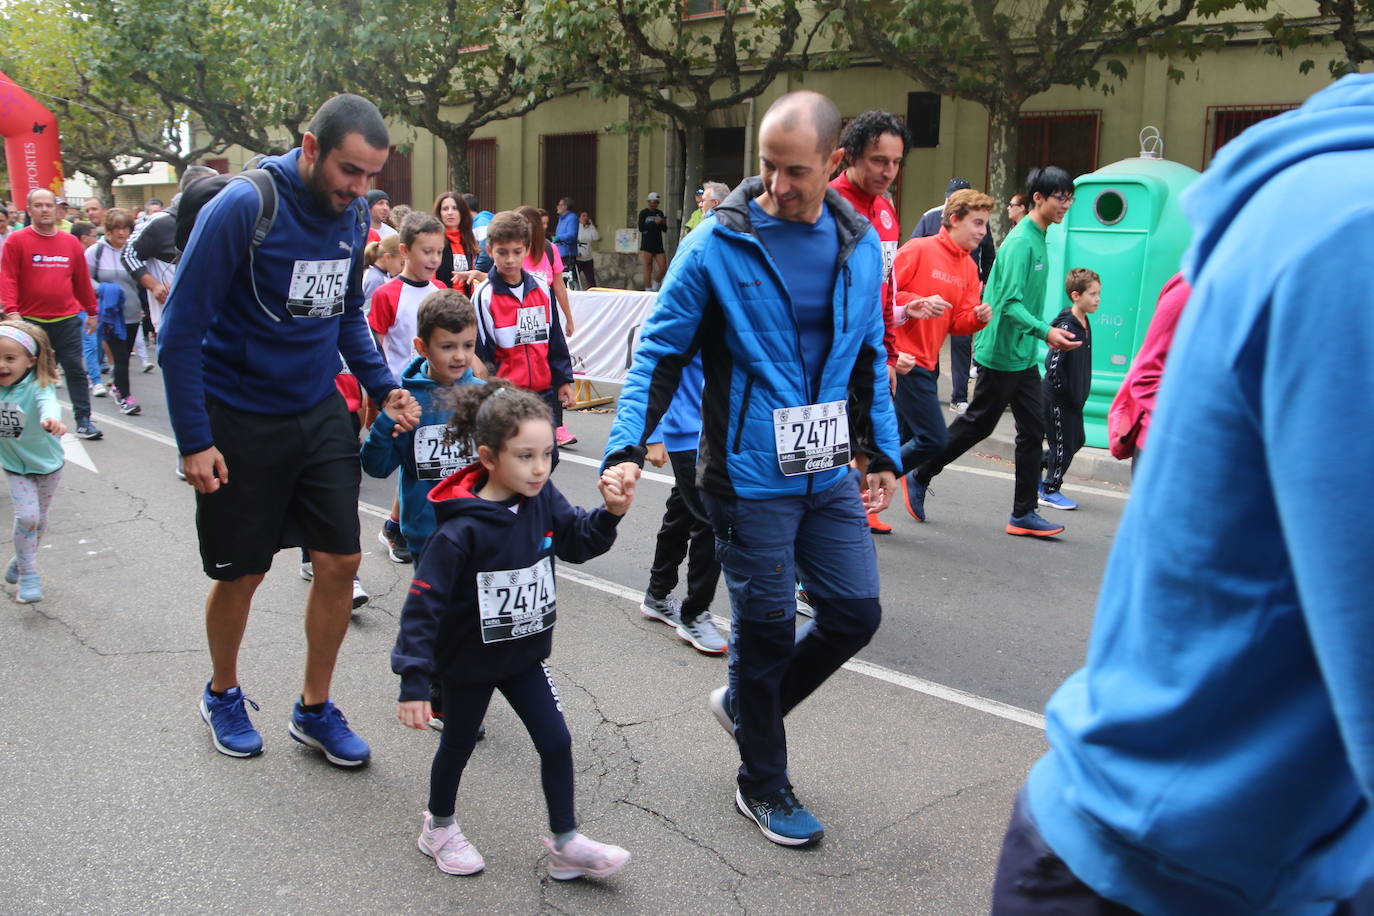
[444,378,552,456]
[839,110,911,166]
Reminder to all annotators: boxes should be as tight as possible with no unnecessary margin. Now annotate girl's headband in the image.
[0,326,37,356]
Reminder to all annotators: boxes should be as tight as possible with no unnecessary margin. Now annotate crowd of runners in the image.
[2,74,1373,913]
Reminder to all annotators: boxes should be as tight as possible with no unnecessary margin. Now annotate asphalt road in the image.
[0,368,1128,915]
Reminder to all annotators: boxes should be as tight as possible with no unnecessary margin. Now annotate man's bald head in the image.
[761,91,842,155]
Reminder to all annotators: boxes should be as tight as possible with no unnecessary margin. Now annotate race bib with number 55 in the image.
[0,400,25,438]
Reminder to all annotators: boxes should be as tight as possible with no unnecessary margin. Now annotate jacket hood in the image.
[427,461,522,525]
[1183,74,1374,278]
[713,175,872,262]
[261,148,353,220]
[399,356,476,392]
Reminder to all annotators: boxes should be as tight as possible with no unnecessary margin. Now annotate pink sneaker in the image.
[417,812,485,875]
[555,425,577,446]
[542,833,630,880]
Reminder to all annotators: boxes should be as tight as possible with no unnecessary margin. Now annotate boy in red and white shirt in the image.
[369,212,447,380]
[471,210,574,452]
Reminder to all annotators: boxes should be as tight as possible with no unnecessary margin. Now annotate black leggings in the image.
[105,323,139,400]
[428,662,576,833]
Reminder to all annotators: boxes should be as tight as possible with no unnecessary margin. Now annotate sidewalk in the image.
[0,423,1048,915]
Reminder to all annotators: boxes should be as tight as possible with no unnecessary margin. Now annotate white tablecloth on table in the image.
[567,288,657,384]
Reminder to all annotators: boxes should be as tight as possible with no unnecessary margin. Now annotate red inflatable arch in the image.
[0,70,63,208]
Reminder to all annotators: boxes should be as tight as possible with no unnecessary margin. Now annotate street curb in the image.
[982,430,1134,488]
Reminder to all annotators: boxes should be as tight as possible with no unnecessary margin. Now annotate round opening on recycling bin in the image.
[1094,189,1126,226]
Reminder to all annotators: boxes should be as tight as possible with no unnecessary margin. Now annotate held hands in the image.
[1046,327,1083,351]
[557,383,576,409]
[645,442,668,468]
[864,471,898,513]
[974,302,992,323]
[895,351,917,375]
[382,389,423,436]
[905,295,951,321]
[598,462,640,515]
[397,700,432,730]
[151,281,170,305]
[41,418,66,437]
[184,446,229,494]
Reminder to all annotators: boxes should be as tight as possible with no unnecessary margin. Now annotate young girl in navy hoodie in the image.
[392,379,636,880]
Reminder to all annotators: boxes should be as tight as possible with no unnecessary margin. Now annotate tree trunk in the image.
[440,128,474,194]
[626,100,645,227]
[985,99,1023,241]
[97,170,117,208]
[677,119,706,253]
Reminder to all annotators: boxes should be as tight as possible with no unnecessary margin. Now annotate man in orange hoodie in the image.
[890,189,993,519]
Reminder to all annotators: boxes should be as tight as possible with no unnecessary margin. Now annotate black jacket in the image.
[391,462,620,699]
[1043,308,1092,408]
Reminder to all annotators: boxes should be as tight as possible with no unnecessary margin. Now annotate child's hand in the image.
[41,418,66,437]
[397,700,432,730]
[645,442,668,468]
[598,464,639,516]
[383,389,423,435]
[557,383,576,409]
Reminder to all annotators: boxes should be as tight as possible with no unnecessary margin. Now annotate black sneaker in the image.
[378,522,412,563]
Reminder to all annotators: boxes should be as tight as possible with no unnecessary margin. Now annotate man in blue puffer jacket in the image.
[604,91,901,848]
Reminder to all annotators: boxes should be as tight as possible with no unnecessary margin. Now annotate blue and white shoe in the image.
[1038,487,1078,511]
[200,682,264,758]
[735,786,825,847]
[288,699,371,767]
[16,573,42,603]
[1006,510,1065,538]
[709,685,736,740]
[5,557,17,584]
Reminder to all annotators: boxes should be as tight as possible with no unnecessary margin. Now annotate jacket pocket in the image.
[731,375,754,454]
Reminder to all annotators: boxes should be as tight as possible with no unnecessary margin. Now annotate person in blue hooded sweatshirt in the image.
[160,94,423,768]
[990,74,1374,916]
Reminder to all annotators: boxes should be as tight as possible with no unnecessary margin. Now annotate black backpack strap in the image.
[238,169,277,250]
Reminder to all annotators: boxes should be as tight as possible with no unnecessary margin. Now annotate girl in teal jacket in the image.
[0,320,66,603]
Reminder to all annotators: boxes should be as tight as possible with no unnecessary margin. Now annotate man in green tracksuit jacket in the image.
[900,165,1082,538]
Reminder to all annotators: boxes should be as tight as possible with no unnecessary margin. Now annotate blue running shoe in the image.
[200,682,263,758]
[16,573,42,603]
[1006,510,1065,538]
[1038,487,1078,511]
[289,699,371,767]
[5,557,17,584]
[735,786,824,847]
[900,473,927,522]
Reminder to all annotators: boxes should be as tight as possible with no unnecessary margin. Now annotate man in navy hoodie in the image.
[992,74,1374,915]
[161,94,421,767]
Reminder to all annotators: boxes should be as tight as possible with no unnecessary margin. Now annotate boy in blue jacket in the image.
[362,289,484,561]
[638,355,725,655]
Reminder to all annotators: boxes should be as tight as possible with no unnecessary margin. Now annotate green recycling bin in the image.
[1043,130,1199,448]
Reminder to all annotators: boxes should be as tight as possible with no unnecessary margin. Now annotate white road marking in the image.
[60,434,98,473]
[91,403,1049,730]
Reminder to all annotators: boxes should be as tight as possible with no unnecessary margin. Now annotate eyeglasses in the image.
[1049,192,1075,203]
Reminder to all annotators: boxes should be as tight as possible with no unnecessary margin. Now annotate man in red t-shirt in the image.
[0,188,102,439]
[830,110,907,533]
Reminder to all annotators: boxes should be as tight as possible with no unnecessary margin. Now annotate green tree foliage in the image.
[81,0,327,155]
[827,0,1229,232]
[536,0,830,247]
[287,0,581,194]
[0,0,224,202]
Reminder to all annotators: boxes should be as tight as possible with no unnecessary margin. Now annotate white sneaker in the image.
[299,561,314,581]
[708,686,735,739]
[640,593,683,626]
[675,615,726,654]
[91,383,108,397]
[418,812,485,875]
[949,401,968,415]
[543,833,630,881]
[352,577,368,609]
